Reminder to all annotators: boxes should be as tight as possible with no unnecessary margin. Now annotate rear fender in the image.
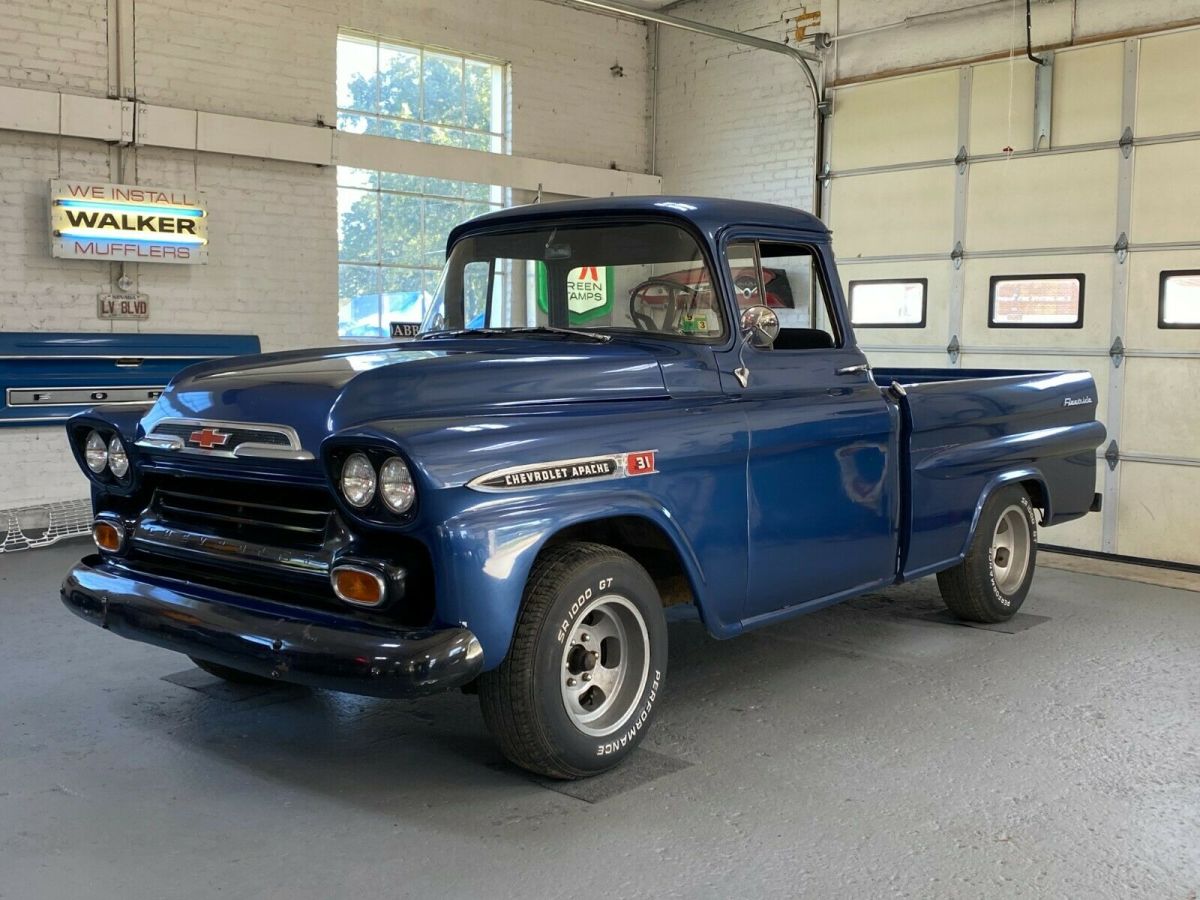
[962,468,1050,558]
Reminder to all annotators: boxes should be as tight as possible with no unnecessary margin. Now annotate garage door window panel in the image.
[848,279,927,328]
[1159,271,1200,328]
[988,275,1085,328]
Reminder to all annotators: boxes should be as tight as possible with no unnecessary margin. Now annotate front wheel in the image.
[937,484,1038,623]
[479,542,668,779]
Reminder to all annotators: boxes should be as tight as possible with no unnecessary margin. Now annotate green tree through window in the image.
[336,34,507,338]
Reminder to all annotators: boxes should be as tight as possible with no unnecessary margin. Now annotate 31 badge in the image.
[626,450,656,475]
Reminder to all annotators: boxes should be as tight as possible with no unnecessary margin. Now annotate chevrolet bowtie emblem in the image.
[188,427,231,449]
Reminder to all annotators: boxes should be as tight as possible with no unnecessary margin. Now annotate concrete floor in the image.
[2,542,1197,899]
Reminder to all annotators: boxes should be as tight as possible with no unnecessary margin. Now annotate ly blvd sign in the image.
[49,179,208,264]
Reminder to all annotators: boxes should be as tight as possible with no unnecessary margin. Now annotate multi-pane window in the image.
[336,169,502,337]
[336,34,507,338]
[337,33,506,152]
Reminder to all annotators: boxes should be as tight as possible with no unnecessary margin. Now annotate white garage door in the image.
[825,27,1200,566]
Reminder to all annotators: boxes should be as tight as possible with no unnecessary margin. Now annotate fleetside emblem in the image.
[188,427,231,449]
[1062,396,1094,408]
[468,450,658,492]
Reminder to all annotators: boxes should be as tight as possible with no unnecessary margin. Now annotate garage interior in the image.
[1,0,1198,897]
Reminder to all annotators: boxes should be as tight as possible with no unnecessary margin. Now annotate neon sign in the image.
[49,180,208,264]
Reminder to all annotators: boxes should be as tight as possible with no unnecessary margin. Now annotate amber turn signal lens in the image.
[331,566,385,607]
[92,520,123,552]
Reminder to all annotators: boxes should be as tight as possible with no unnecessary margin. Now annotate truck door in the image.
[716,236,900,623]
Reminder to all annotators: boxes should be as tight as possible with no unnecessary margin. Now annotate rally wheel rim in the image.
[559,594,650,737]
[991,504,1032,596]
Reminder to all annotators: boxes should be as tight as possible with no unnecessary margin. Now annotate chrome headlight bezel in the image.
[379,456,416,514]
[107,433,130,478]
[84,430,109,474]
[339,452,377,508]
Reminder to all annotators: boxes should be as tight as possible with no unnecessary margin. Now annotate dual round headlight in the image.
[339,452,415,514]
[84,430,130,479]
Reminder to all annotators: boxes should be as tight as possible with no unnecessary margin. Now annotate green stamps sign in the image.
[536,263,614,323]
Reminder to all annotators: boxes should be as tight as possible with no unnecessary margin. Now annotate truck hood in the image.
[141,338,670,452]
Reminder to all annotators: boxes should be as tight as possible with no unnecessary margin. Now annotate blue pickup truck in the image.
[61,196,1105,778]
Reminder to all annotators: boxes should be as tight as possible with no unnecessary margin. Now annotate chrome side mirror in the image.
[740,305,780,349]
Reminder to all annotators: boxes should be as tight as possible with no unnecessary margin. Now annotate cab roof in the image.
[447,195,829,249]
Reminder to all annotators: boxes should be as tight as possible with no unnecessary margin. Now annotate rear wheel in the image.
[189,656,275,685]
[937,484,1038,623]
[478,542,668,779]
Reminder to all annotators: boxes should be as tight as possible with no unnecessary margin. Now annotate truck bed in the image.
[872,366,1106,581]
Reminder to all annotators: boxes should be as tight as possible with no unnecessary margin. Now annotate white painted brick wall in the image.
[0,0,651,510]
[655,0,817,213]
[0,0,110,95]
[133,0,650,171]
[832,0,1200,82]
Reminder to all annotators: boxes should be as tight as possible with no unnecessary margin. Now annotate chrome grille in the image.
[146,477,336,552]
[136,417,313,460]
[151,421,292,447]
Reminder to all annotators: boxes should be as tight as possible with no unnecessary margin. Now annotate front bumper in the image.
[61,556,483,698]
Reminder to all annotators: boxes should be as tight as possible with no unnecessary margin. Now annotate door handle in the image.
[835,363,869,376]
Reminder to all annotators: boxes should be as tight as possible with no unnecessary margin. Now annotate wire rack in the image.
[0,499,92,553]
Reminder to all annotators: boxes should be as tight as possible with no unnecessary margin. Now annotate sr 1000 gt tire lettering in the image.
[937,484,1038,623]
[478,541,668,779]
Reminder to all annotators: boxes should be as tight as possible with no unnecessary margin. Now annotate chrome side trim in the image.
[7,386,163,407]
[234,444,315,460]
[467,450,658,493]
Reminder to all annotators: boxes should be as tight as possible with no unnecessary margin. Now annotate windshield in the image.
[418,221,726,341]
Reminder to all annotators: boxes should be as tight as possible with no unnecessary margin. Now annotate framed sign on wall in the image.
[49,180,208,264]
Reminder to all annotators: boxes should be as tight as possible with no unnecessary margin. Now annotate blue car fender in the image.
[429,488,709,670]
[960,467,1051,558]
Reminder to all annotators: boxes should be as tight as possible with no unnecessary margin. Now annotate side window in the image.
[463,261,492,327]
[753,241,840,350]
[724,241,840,350]
[726,242,764,311]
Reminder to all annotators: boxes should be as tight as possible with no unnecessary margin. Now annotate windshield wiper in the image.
[419,326,611,343]
[507,326,611,343]
[418,328,510,340]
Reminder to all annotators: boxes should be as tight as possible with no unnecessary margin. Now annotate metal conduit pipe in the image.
[822,0,1056,44]
[553,0,821,103]
[544,0,827,213]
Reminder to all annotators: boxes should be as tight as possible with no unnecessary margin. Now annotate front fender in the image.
[427,488,709,671]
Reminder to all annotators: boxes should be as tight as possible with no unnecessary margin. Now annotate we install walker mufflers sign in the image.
[49,180,208,264]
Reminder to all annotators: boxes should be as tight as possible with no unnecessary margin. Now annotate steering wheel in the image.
[733,273,761,306]
[628,279,703,332]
